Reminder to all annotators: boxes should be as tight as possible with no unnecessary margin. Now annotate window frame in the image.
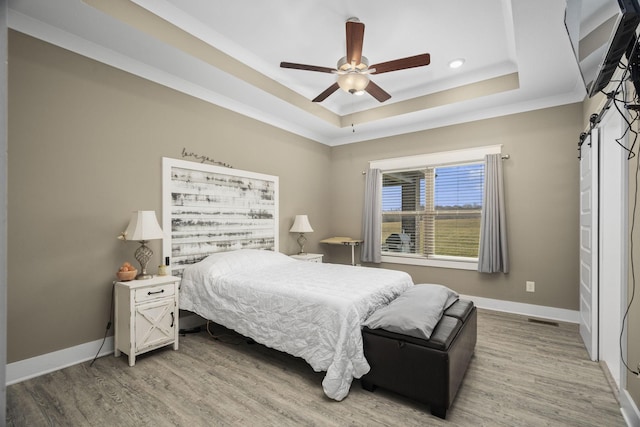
[370,145,502,270]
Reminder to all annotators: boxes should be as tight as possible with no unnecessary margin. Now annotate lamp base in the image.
[297,233,307,255]
[134,241,154,280]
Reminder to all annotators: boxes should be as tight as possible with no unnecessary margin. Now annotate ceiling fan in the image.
[280,17,430,103]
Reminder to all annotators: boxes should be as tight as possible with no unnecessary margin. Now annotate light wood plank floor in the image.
[7,310,626,426]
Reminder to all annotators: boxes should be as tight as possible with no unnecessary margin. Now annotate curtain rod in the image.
[362,154,510,174]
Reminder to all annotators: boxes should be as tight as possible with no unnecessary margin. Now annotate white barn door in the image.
[598,107,627,388]
[579,130,599,361]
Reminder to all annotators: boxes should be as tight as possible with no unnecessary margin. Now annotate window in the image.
[371,145,500,270]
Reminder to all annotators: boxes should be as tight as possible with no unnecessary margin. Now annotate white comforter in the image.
[180,249,413,401]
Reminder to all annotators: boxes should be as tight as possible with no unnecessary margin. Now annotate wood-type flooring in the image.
[6,309,627,426]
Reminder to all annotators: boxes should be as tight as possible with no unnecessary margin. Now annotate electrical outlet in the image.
[526,281,535,292]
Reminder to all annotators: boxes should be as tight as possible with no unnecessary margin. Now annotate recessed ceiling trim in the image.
[86,0,527,131]
[341,72,520,127]
[8,5,336,143]
[500,0,518,63]
[9,0,589,147]
[84,0,341,127]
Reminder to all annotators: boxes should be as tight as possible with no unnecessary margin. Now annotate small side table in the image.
[320,237,363,266]
[290,253,324,263]
[114,275,180,366]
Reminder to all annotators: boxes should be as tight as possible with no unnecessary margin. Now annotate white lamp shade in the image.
[124,210,164,241]
[289,215,314,233]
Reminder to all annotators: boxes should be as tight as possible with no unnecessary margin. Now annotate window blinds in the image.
[381,162,484,259]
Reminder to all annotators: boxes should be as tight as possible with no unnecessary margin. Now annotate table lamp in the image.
[289,214,313,254]
[123,210,165,279]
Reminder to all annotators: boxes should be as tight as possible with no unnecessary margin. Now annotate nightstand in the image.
[114,275,180,366]
[290,253,323,263]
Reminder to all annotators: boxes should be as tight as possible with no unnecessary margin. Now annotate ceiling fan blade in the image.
[312,83,340,102]
[346,20,365,66]
[280,62,335,73]
[370,53,431,74]
[365,80,391,102]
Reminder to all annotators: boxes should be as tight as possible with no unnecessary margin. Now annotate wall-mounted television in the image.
[566,0,640,97]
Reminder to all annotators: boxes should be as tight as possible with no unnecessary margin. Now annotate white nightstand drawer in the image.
[135,283,175,303]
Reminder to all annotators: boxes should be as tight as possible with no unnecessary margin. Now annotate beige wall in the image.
[329,104,583,309]
[7,32,331,362]
[8,30,584,366]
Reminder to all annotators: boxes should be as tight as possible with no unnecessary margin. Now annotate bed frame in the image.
[162,158,475,413]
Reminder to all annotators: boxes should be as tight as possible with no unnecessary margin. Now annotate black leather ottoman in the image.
[361,300,477,419]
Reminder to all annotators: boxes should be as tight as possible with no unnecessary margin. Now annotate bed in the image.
[179,249,413,401]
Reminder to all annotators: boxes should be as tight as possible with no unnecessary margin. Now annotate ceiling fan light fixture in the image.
[337,72,369,94]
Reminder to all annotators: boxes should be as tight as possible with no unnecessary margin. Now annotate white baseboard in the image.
[6,313,206,386]
[621,388,640,427]
[3,301,579,386]
[460,294,580,324]
[6,336,114,386]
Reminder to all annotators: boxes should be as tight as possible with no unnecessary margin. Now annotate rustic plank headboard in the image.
[162,157,279,277]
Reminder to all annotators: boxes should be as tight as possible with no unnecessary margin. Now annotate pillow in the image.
[363,284,459,340]
[183,249,293,283]
[209,249,292,273]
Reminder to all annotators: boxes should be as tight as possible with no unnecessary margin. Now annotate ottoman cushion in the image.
[363,284,459,340]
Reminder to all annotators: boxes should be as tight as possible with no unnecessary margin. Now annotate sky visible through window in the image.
[382,164,484,211]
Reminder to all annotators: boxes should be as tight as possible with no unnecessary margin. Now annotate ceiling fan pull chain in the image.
[351,98,356,133]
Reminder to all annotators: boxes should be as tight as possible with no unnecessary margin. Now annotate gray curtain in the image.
[478,154,509,273]
[361,168,382,263]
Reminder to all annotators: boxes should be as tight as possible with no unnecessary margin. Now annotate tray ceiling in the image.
[8,0,615,145]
